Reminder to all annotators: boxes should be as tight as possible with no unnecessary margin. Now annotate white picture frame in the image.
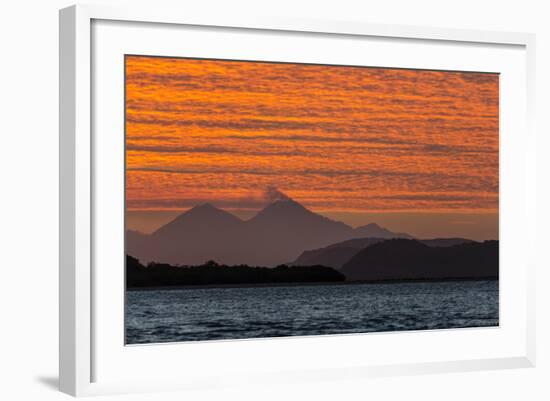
[59,4,536,397]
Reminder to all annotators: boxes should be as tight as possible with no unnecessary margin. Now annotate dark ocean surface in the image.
[126,280,498,344]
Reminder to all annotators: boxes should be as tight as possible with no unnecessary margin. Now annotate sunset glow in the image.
[125,55,499,237]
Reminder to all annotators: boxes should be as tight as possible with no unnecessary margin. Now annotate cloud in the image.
[125,144,305,157]
[450,220,478,225]
[125,56,499,216]
[126,197,266,211]
[127,166,483,181]
[264,186,290,202]
[127,144,234,153]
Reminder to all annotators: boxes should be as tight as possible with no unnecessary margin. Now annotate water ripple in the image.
[126,280,499,344]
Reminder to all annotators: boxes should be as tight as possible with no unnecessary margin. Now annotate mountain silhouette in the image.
[292,237,474,269]
[152,203,242,238]
[292,237,387,268]
[354,223,413,239]
[340,239,498,281]
[134,203,245,265]
[242,199,354,265]
[126,229,150,259]
[419,238,476,247]
[127,198,414,267]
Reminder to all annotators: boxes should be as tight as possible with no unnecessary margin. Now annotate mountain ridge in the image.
[127,198,414,266]
[354,223,414,239]
[340,238,498,281]
[292,237,476,269]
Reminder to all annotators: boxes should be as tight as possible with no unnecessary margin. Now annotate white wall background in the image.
[0,0,548,399]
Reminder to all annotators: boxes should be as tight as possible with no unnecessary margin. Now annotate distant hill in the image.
[419,238,476,247]
[354,223,413,239]
[127,198,414,267]
[293,237,387,268]
[292,237,476,269]
[340,239,498,281]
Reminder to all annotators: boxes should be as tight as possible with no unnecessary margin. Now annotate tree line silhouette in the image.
[126,255,345,288]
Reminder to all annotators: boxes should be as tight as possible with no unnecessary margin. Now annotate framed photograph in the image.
[59,4,536,396]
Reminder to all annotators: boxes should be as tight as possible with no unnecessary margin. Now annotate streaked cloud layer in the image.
[125,56,498,216]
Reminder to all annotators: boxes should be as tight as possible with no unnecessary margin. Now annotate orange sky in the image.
[125,55,499,238]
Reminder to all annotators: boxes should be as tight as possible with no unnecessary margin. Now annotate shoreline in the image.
[127,276,498,292]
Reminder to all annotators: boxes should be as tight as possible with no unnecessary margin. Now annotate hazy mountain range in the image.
[292,237,475,269]
[126,198,413,267]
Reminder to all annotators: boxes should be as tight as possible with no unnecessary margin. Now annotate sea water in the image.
[126,280,498,344]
